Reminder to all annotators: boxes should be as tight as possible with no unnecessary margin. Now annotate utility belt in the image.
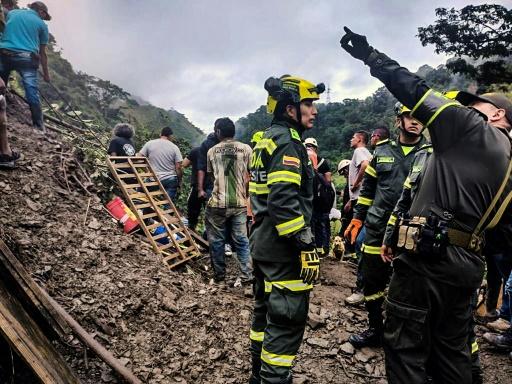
[396,213,483,256]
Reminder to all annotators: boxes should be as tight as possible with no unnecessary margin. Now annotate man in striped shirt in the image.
[206,117,253,283]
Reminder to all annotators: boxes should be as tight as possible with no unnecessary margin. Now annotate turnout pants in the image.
[250,259,311,384]
[361,230,391,331]
[383,259,474,384]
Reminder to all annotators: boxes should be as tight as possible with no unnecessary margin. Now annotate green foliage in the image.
[417,5,512,87]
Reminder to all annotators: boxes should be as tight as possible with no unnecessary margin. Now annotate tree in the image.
[417,4,512,87]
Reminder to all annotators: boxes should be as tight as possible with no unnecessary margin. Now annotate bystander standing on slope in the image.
[138,126,183,202]
[0,1,51,132]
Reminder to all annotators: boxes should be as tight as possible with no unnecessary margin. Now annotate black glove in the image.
[340,26,373,62]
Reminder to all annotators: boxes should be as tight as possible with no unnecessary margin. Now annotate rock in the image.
[88,217,102,230]
[208,348,222,360]
[307,312,325,329]
[25,198,42,211]
[360,347,377,360]
[340,342,355,355]
[355,351,370,363]
[306,337,329,348]
[293,375,308,384]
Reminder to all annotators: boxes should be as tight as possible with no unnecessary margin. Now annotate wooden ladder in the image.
[107,156,201,269]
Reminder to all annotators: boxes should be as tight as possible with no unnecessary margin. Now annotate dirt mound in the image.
[1,100,511,383]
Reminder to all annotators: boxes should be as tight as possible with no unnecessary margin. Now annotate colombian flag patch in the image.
[283,155,300,168]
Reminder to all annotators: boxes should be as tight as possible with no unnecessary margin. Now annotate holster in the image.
[397,216,426,253]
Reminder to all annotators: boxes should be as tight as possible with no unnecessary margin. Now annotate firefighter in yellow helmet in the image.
[248,75,324,384]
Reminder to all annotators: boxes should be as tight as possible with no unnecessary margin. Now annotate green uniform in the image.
[353,136,428,331]
[249,119,314,383]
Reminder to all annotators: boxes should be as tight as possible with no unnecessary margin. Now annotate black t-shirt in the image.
[108,137,136,156]
[186,147,200,186]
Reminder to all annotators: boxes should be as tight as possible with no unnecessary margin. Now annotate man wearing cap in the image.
[305,137,333,256]
[0,2,51,132]
[341,27,512,383]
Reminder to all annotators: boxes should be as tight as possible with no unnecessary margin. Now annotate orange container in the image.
[106,196,140,233]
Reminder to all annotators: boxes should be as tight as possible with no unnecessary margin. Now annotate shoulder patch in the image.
[289,128,301,141]
[283,155,300,168]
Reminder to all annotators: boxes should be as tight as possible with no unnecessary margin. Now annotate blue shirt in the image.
[0,9,49,54]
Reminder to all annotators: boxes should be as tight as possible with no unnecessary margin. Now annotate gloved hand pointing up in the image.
[340,26,374,62]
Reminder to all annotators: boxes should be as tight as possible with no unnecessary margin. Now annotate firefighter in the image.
[341,27,512,383]
[248,75,324,384]
[344,102,427,348]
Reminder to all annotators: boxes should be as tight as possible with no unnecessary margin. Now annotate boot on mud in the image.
[348,328,382,348]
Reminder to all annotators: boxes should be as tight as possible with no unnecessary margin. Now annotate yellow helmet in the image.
[394,102,411,116]
[265,75,325,114]
[250,131,264,144]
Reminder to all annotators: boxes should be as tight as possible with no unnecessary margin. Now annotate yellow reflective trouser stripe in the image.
[365,165,377,178]
[250,329,264,342]
[255,138,277,155]
[425,102,460,127]
[357,196,373,206]
[471,341,479,354]
[267,170,301,186]
[388,215,397,226]
[261,348,295,367]
[365,291,385,302]
[403,177,412,189]
[275,215,305,236]
[264,280,313,293]
[249,182,269,194]
[362,243,381,255]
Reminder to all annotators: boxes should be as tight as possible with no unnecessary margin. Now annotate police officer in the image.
[344,103,428,348]
[248,75,324,384]
[341,27,512,383]
[381,144,483,384]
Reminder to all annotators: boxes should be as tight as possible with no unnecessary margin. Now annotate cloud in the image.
[42,0,510,132]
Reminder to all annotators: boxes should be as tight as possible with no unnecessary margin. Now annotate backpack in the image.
[313,159,335,213]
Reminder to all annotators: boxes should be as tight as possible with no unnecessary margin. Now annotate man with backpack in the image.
[305,137,335,257]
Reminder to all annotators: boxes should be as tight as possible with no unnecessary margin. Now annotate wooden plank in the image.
[0,280,80,384]
[0,240,69,336]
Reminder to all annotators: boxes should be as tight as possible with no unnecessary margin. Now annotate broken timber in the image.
[0,279,81,384]
[107,156,201,268]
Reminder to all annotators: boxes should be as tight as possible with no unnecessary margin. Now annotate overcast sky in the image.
[41,0,508,133]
